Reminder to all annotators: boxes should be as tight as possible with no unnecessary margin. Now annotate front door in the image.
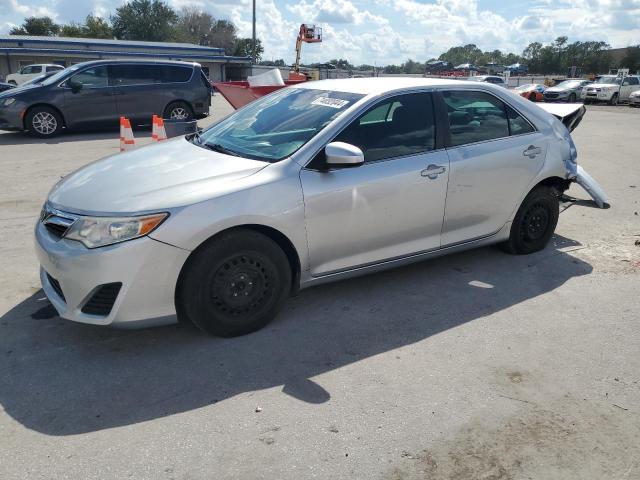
[300,92,449,276]
[63,65,119,129]
[620,76,639,101]
[439,89,548,246]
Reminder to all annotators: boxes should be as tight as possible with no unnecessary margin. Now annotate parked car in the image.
[0,82,15,93]
[424,60,453,74]
[471,75,507,87]
[35,78,606,336]
[505,63,529,75]
[481,63,504,74]
[454,63,479,72]
[629,89,640,107]
[6,64,64,86]
[581,75,640,105]
[543,79,590,102]
[0,59,211,137]
[513,83,545,102]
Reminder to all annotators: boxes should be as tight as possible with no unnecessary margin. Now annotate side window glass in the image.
[111,65,162,86]
[627,77,639,86]
[161,66,192,83]
[506,106,534,136]
[443,90,509,146]
[333,92,436,162]
[70,66,108,88]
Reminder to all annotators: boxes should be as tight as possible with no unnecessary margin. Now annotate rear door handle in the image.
[523,145,542,158]
[421,164,446,179]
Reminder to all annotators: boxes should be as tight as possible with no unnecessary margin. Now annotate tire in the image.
[568,93,576,102]
[163,101,193,121]
[609,93,619,106]
[177,229,291,337]
[528,93,536,102]
[500,186,559,255]
[8,80,17,86]
[25,106,63,138]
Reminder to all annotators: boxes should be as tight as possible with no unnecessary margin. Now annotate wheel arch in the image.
[176,224,302,298]
[23,103,67,130]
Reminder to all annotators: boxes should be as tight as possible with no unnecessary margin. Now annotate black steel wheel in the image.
[500,185,559,255]
[177,229,291,337]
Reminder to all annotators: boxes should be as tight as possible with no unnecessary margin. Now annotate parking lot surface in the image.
[0,96,639,479]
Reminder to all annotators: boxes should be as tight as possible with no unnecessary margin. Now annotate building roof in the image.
[0,35,225,54]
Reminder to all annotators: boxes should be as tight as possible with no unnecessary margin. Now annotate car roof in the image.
[294,77,491,95]
[67,59,199,68]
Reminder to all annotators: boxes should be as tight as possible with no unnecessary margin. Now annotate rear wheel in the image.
[25,106,63,138]
[500,186,559,255]
[609,93,619,106]
[8,80,17,86]
[528,93,537,102]
[177,229,291,337]
[164,101,193,121]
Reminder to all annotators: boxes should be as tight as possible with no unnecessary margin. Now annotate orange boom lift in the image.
[289,24,322,81]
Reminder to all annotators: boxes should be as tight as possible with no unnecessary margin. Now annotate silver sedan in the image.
[35,78,606,336]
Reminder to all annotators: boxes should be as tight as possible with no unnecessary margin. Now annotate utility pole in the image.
[252,0,256,63]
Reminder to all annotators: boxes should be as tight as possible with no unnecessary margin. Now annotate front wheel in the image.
[8,80,17,86]
[25,106,63,138]
[177,229,291,337]
[500,186,559,255]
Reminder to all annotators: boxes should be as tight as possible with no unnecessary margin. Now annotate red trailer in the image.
[213,78,306,110]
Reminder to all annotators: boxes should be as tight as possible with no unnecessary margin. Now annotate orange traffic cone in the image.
[119,116,135,152]
[151,114,159,141]
[152,114,168,142]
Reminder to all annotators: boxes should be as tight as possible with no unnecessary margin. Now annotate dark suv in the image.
[0,59,211,137]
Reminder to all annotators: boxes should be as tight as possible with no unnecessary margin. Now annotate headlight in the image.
[1,97,16,106]
[64,213,168,248]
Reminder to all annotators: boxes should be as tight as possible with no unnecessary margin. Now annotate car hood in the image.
[588,83,618,88]
[48,137,269,214]
[545,86,572,93]
[0,83,41,98]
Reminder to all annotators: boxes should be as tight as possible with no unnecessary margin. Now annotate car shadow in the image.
[0,235,592,436]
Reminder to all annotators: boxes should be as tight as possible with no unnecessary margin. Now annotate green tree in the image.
[84,15,113,39]
[234,38,264,61]
[60,23,84,37]
[111,0,178,41]
[620,45,640,71]
[208,20,237,53]
[10,16,60,36]
[174,6,214,44]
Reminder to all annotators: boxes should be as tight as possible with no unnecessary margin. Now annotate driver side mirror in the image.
[324,142,364,168]
[68,79,83,93]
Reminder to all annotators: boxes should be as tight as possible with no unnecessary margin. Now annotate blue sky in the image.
[1,0,639,64]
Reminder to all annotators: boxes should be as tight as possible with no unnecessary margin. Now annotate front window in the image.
[193,88,364,162]
[67,66,109,88]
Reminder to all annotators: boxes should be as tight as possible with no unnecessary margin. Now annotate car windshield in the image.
[595,76,621,85]
[194,87,364,162]
[41,65,81,86]
[556,80,583,88]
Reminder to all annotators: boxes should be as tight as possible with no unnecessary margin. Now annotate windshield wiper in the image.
[203,143,242,157]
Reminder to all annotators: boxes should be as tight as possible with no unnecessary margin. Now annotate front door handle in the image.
[421,164,446,179]
[523,145,542,158]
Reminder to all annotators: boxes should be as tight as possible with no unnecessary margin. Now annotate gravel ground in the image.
[0,97,638,480]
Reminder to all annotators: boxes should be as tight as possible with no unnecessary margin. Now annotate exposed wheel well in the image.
[179,225,302,296]
[23,104,66,130]
[536,176,571,195]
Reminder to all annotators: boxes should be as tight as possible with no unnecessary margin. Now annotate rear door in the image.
[63,65,119,129]
[439,89,547,246]
[109,64,164,123]
[300,91,450,276]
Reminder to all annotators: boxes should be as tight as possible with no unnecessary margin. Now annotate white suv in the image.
[6,64,65,86]
[581,75,640,105]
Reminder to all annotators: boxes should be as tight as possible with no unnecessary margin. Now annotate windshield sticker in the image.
[311,97,350,109]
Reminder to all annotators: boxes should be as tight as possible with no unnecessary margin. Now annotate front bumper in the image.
[35,221,190,327]
[0,104,25,131]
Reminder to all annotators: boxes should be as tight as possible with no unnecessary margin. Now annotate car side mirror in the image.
[68,79,83,93]
[324,142,364,168]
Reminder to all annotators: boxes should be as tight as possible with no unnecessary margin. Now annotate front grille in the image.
[46,273,65,302]
[81,283,122,316]
[44,222,69,239]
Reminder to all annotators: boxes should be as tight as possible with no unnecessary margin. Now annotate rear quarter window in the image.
[160,66,193,83]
